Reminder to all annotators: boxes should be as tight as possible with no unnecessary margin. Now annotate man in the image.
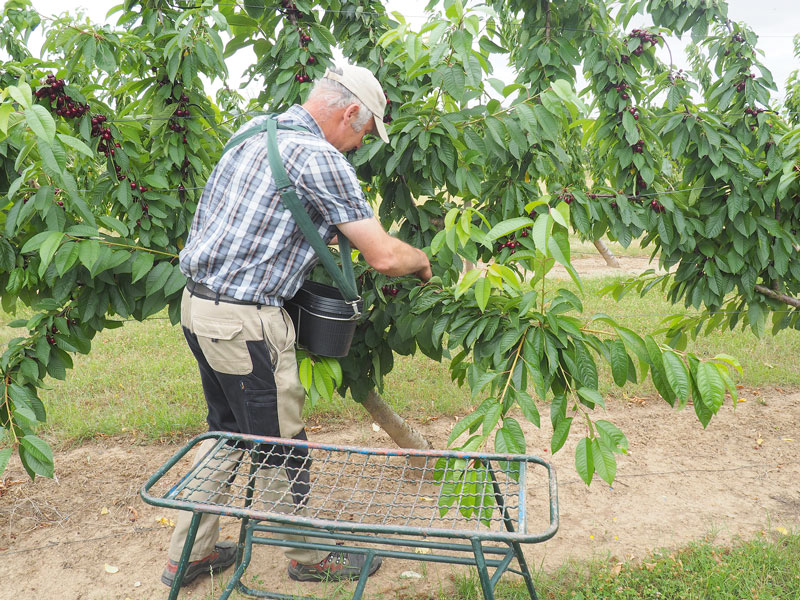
[161,64,431,588]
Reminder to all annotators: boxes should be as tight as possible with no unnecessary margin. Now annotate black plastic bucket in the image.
[284,280,363,357]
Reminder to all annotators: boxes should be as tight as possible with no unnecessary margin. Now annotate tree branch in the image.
[754,285,800,308]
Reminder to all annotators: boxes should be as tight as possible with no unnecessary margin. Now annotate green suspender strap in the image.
[221,117,361,317]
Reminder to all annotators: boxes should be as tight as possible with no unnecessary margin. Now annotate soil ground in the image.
[1,387,798,600]
[1,255,798,599]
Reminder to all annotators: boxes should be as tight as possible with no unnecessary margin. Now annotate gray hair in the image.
[308,77,374,132]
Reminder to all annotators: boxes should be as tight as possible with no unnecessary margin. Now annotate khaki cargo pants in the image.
[167,288,327,565]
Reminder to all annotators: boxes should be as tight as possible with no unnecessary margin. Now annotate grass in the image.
[449,531,800,600]
[541,531,800,600]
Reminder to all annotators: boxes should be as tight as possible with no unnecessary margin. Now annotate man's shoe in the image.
[161,541,237,587]
[288,551,382,582]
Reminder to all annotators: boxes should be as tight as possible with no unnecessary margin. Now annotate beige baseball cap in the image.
[323,64,390,143]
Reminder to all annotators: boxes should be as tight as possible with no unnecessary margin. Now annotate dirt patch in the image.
[1,387,798,600]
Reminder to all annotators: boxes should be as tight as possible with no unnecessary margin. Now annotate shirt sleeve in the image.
[295,149,374,225]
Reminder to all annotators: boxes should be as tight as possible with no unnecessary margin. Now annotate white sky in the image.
[20,1,800,102]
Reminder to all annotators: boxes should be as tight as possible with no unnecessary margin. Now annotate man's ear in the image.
[342,103,361,125]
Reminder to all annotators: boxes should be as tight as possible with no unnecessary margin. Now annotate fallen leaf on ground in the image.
[104,564,119,574]
[156,517,175,527]
[414,548,431,555]
[775,527,789,535]
[128,506,138,522]
[100,507,109,515]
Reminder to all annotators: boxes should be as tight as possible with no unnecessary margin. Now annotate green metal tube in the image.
[168,512,201,600]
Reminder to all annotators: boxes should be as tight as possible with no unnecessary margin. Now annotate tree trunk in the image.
[594,239,621,268]
[360,390,432,464]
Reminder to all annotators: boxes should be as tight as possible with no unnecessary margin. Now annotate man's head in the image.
[303,64,389,153]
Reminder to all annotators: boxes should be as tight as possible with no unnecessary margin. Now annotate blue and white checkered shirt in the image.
[179,105,374,306]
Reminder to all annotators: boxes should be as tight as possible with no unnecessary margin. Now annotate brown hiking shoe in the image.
[161,541,237,587]
[288,551,382,582]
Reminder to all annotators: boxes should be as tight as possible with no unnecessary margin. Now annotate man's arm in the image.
[337,217,432,281]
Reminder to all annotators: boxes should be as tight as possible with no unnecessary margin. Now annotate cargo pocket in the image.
[244,388,280,438]
[192,315,253,375]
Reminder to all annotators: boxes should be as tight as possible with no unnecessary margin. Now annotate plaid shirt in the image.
[179,105,373,305]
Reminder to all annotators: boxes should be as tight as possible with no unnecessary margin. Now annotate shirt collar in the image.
[280,105,325,139]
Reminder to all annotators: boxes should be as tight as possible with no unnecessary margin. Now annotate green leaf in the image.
[38,231,65,277]
[448,410,485,445]
[79,240,101,272]
[572,341,598,389]
[163,264,187,297]
[97,215,129,237]
[551,417,572,454]
[25,105,56,143]
[609,339,629,386]
[313,362,334,401]
[20,231,53,254]
[595,420,628,454]
[454,268,481,299]
[0,103,15,134]
[577,387,605,410]
[575,437,593,485]
[298,357,313,391]
[517,389,540,428]
[0,448,12,475]
[145,261,172,296]
[645,336,676,406]
[484,217,533,244]
[591,438,617,485]
[130,252,154,284]
[144,173,170,189]
[662,350,691,407]
[57,134,94,158]
[19,434,55,479]
[474,276,491,312]
[482,402,502,436]
[695,361,725,414]
[502,417,526,453]
[7,84,31,109]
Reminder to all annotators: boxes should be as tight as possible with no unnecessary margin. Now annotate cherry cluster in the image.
[90,114,120,158]
[35,73,90,119]
[497,237,523,254]
[649,199,666,213]
[631,139,645,154]
[280,0,301,18]
[128,180,152,224]
[625,106,640,121]
[614,81,630,101]
[45,325,59,345]
[167,93,191,140]
[380,285,399,297]
[669,68,688,83]
[558,191,575,204]
[731,33,745,43]
[628,28,661,56]
[735,73,756,93]
[744,105,765,117]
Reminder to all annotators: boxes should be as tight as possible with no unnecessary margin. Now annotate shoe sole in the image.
[288,558,381,582]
